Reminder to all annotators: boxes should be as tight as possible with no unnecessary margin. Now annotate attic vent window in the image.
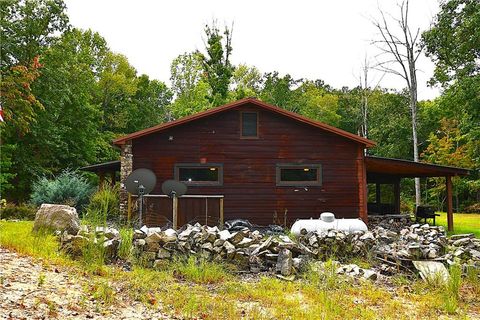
[241,112,258,138]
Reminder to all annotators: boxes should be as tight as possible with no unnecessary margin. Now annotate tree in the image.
[355,55,384,140]
[422,0,480,208]
[0,0,69,68]
[169,52,210,118]
[366,89,412,159]
[372,0,424,207]
[422,0,480,87]
[259,72,302,112]
[97,52,138,133]
[0,57,43,136]
[126,74,173,132]
[198,22,234,106]
[0,0,70,200]
[421,118,478,210]
[296,81,341,127]
[230,64,261,99]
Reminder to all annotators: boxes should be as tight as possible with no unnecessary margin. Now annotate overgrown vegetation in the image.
[1,220,479,319]
[30,170,94,212]
[85,185,119,222]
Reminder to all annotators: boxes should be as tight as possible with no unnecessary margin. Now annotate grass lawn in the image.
[1,220,479,319]
[436,212,480,237]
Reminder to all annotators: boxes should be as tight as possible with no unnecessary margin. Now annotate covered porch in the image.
[80,160,120,188]
[365,156,470,231]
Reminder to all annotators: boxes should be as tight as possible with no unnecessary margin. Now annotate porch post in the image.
[446,175,453,232]
[394,179,401,214]
[110,171,116,187]
[375,183,381,212]
[99,172,105,189]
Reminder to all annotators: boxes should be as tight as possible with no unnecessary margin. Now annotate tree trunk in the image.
[408,38,421,208]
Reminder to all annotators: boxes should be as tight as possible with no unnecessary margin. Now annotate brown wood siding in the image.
[133,103,363,227]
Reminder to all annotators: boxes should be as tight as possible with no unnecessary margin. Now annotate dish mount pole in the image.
[138,184,145,228]
[172,191,178,230]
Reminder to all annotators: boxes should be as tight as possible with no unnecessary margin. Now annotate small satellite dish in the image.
[125,168,157,195]
[125,168,156,228]
[162,180,187,197]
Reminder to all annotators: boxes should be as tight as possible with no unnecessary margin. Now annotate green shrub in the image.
[30,170,94,212]
[86,185,119,222]
[0,204,36,220]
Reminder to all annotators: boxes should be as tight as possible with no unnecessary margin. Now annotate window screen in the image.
[241,112,258,137]
[276,164,322,186]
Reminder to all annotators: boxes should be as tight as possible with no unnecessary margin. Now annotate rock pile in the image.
[58,220,479,279]
[133,224,309,276]
[59,226,120,261]
[445,233,480,268]
[373,224,448,260]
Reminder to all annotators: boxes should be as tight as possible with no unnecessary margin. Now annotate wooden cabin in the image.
[84,98,468,230]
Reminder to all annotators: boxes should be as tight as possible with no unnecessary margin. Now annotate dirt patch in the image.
[0,249,169,319]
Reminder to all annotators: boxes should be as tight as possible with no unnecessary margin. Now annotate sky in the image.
[64,0,441,100]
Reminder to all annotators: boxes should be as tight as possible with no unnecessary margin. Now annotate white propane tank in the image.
[290,212,368,236]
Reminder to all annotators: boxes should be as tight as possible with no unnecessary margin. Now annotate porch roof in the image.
[365,156,470,178]
[80,160,120,173]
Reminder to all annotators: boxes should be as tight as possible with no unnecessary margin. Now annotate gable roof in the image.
[113,98,376,147]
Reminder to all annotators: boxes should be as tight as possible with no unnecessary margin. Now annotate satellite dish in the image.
[125,168,157,195]
[162,180,187,197]
[125,168,156,228]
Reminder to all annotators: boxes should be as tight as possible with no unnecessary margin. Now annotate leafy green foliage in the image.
[422,0,480,86]
[0,0,69,67]
[170,52,211,118]
[30,170,94,211]
[230,64,261,99]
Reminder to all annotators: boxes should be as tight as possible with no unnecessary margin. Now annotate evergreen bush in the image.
[30,170,94,212]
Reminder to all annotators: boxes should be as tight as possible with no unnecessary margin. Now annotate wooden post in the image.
[110,171,116,187]
[219,198,224,228]
[446,175,453,232]
[205,198,208,225]
[375,183,381,213]
[173,196,178,230]
[394,180,401,214]
[99,172,105,189]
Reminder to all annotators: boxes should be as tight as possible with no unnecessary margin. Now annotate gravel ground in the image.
[0,249,170,320]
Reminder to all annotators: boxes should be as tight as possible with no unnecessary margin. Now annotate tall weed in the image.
[443,264,462,314]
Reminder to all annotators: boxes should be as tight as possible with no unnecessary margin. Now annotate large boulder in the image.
[33,204,80,235]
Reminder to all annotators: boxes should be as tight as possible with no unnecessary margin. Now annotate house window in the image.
[276,164,322,186]
[174,164,223,186]
[241,112,258,138]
